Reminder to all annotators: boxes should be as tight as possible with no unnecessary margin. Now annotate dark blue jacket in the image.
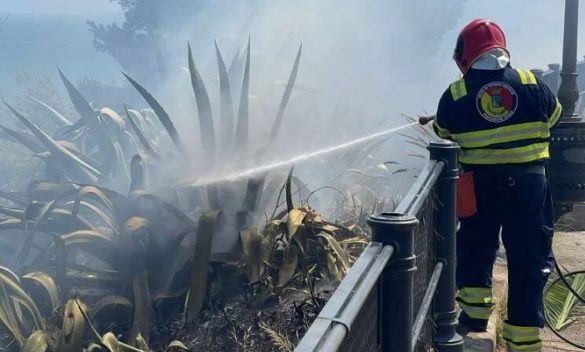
[433,67,561,165]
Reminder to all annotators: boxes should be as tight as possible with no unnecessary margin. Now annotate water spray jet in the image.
[183,121,418,187]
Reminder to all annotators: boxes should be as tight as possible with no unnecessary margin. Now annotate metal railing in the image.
[296,140,464,352]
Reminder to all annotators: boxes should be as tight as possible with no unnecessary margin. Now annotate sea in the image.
[0,13,123,98]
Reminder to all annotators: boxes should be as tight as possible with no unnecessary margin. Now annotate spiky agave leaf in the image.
[68,196,117,233]
[58,69,115,156]
[129,271,150,345]
[206,184,221,210]
[71,184,114,211]
[16,191,96,267]
[241,172,266,213]
[0,205,25,218]
[27,181,76,202]
[60,298,87,352]
[130,154,148,192]
[316,232,351,278]
[61,230,118,265]
[135,108,158,133]
[188,43,216,155]
[85,343,104,352]
[118,217,150,280]
[0,268,45,338]
[168,340,192,351]
[285,167,295,212]
[99,107,126,136]
[278,245,299,286]
[66,269,123,293]
[60,117,86,139]
[260,220,280,267]
[128,191,197,228]
[122,72,184,153]
[184,210,221,323]
[58,69,95,123]
[0,266,21,285]
[287,208,306,239]
[0,211,92,254]
[21,271,59,316]
[134,333,149,351]
[215,41,235,150]
[0,272,25,345]
[240,228,262,283]
[124,104,159,158]
[75,298,146,352]
[21,330,49,352]
[112,140,131,182]
[53,235,68,297]
[0,190,28,206]
[0,124,44,153]
[26,94,73,126]
[269,43,302,142]
[235,37,251,149]
[227,48,244,89]
[122,129,148,161]
[4,101,101,183]
[0,217,24,231]
[256,174,287,218]
[101,332,123,352]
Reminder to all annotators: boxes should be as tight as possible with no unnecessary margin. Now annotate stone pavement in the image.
[462,231,585,352]
[540,231,585,352]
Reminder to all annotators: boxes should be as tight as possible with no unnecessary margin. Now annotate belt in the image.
[461,162,547,176]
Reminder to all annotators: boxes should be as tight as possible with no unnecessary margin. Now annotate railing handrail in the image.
[411,261,444,350]
[295,140,463,352]
[394,160,444,216]
[295,242,394,351]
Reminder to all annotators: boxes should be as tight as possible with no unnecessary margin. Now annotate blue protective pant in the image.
[456,170,555,330]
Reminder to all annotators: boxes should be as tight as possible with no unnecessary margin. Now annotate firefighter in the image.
[429,19,562,352]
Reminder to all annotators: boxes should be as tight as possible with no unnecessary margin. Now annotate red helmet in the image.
[453,19,508,74]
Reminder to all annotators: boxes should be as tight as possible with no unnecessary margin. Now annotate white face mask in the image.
[471,48,510,70]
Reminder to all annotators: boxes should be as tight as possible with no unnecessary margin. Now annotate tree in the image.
[87,1,213,84]
[88,1,166,84]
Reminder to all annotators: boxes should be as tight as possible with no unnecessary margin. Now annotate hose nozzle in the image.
[418,115,436,126]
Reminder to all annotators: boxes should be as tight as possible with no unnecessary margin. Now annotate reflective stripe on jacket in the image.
[433,67,562,165]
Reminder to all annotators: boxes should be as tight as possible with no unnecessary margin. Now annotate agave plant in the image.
[0,37,384,351]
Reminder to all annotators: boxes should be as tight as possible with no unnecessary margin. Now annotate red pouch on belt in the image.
[456,171,477,218]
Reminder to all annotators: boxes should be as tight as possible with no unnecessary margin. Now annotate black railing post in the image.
[367,213,417,352]
[428,140,464,352]
[557,0,580,119]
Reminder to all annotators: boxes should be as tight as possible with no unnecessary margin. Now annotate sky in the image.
[448,0,583,72]
[2,1,580,69]
[3,1,580,86]
[1,0,583,114]
[3,0,119,15]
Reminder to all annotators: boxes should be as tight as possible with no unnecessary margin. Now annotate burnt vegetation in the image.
[0,39,430,351]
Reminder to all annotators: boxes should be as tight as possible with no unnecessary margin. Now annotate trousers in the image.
[456,169,554,331]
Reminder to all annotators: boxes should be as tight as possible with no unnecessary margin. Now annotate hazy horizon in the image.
[0,1,583,128]
[3,0,119,15]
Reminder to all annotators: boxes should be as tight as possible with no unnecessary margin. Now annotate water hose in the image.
[543,257,585,350]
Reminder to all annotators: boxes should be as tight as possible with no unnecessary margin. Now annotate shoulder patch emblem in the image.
[476,81,518,123]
